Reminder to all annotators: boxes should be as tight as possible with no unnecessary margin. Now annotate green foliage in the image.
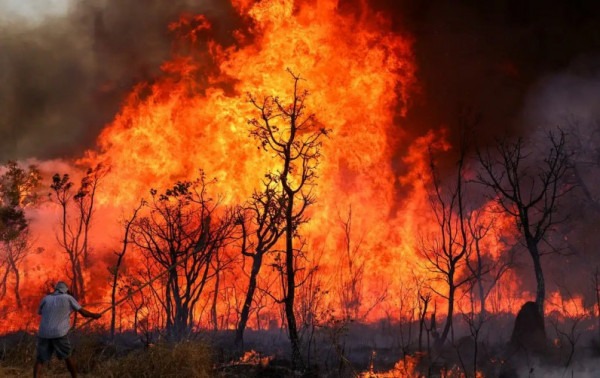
[0,161,41,208]
[0,161,41,242]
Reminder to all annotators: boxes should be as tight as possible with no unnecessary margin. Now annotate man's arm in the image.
[78,308,102,319]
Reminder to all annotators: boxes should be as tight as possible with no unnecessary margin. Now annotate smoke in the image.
[523,57,600,127]
[369,0,600,150]
[3,0,599,160]
[519,58,600,305]
[0,0,237,161]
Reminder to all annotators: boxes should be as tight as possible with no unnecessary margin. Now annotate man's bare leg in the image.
[64,357,77,378]
[33,360,43,377]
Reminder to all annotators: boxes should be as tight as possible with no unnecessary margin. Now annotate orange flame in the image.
[0,0,590,334]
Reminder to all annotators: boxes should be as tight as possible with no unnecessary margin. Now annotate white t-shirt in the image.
[37,292,82,338]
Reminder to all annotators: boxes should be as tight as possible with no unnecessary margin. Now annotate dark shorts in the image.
[36,336,73,362]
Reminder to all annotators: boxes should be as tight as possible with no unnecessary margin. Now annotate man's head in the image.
[54,281,69,294]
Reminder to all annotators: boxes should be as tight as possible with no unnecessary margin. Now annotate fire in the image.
[0,0,590,339]
[76,0,418,322]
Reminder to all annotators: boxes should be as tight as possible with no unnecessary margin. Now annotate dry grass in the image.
[100,341,213,378]
[0,334,214,377]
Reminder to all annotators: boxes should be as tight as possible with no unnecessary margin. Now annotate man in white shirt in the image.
[34,281,102,378]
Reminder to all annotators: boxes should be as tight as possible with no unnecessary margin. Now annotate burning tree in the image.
[50,164,107,302]
[130,175,237,340]
[248,70,327,367]
[0,161,41,308]
[235,174,286,345]
[477,130,571,315]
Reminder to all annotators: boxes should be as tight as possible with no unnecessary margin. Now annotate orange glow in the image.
[0,0,591,336]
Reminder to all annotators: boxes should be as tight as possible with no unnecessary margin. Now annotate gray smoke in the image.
[0,0,236,160]
[519,58,600,305]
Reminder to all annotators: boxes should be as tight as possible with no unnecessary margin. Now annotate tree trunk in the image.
[525,236,545,316]
[418,297,429,352]
[530,248,546,316]
[440,282,455,345]
[285,199,302,369]
[8,256,21,308]
[211,270,220,331]
[13,265,21,308]
[110,256,124,340]
[235,253,264,345]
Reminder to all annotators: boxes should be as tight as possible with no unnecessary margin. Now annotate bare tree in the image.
[130,175,236,340]
[418,289,432,353]
[454,210,515,377]
[209,246,236,331]
[547,285,585,373]
[477,130,571,315]
[248,70,328,367]
[109,200,144,340]
[50,164,106,302]
[419,133,472,346]
[337,206,366,321]
[235,174,285,345]
[465,210,514,322]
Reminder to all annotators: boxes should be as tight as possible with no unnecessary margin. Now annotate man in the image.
[34,281,102,378]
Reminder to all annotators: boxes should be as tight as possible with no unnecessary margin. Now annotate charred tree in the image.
[248,70,327,368]
[418,290,431,352]
[50,165,106,302]
[109,200,144,340]
[420,134,472,346]
[477,130,571,315]
[235,174,285,345]
[131,175,236,340]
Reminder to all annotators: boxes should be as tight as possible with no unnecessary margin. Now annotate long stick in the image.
[74,260,181,330]
[74,229,209,331]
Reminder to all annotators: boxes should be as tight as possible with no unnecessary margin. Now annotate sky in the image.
[0,0,73,25]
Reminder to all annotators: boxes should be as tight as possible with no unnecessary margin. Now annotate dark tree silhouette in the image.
[248,70,328,368]
[50,164,106,302]
[130,175,236,340]
[477,130,571,315]
[235,173,286,345]
[109,200,144,340]
[419,133,472,346]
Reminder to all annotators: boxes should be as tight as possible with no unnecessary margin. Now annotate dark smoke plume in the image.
[3,0,599,161]
[0,0,237,160]
[374,0,600,147]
